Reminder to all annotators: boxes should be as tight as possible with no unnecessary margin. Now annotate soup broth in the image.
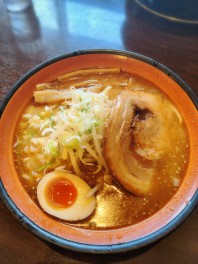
[13,68,189,229]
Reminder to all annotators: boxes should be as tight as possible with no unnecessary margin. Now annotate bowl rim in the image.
[0,49,198,253]
[0,179,198,253]
[0,49,197,114]
[134,0,198,25]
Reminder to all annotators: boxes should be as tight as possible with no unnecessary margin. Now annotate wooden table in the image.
[0,0,198,263]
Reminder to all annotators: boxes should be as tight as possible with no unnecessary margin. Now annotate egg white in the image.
[37,170,95,221]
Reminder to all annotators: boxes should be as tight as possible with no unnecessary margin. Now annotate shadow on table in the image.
[49,240,156,263]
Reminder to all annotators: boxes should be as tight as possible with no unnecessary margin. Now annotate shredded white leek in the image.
[15,87,113,180]
[86,183,102,198]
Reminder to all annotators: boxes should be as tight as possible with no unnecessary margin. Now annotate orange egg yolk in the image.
[47,178,77,208]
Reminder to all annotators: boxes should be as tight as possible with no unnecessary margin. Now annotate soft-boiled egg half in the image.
[37,170,96,221]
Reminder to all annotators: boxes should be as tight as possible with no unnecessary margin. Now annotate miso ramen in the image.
[13,68,189,229]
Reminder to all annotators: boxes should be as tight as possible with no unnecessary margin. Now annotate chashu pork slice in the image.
[104,90,180,196]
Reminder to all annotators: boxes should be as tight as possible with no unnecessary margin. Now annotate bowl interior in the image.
[0,51,198,249]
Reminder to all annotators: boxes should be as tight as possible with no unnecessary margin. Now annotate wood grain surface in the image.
[0,0,198,263]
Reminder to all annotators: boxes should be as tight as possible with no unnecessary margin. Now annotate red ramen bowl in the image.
[0,50,198,253]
